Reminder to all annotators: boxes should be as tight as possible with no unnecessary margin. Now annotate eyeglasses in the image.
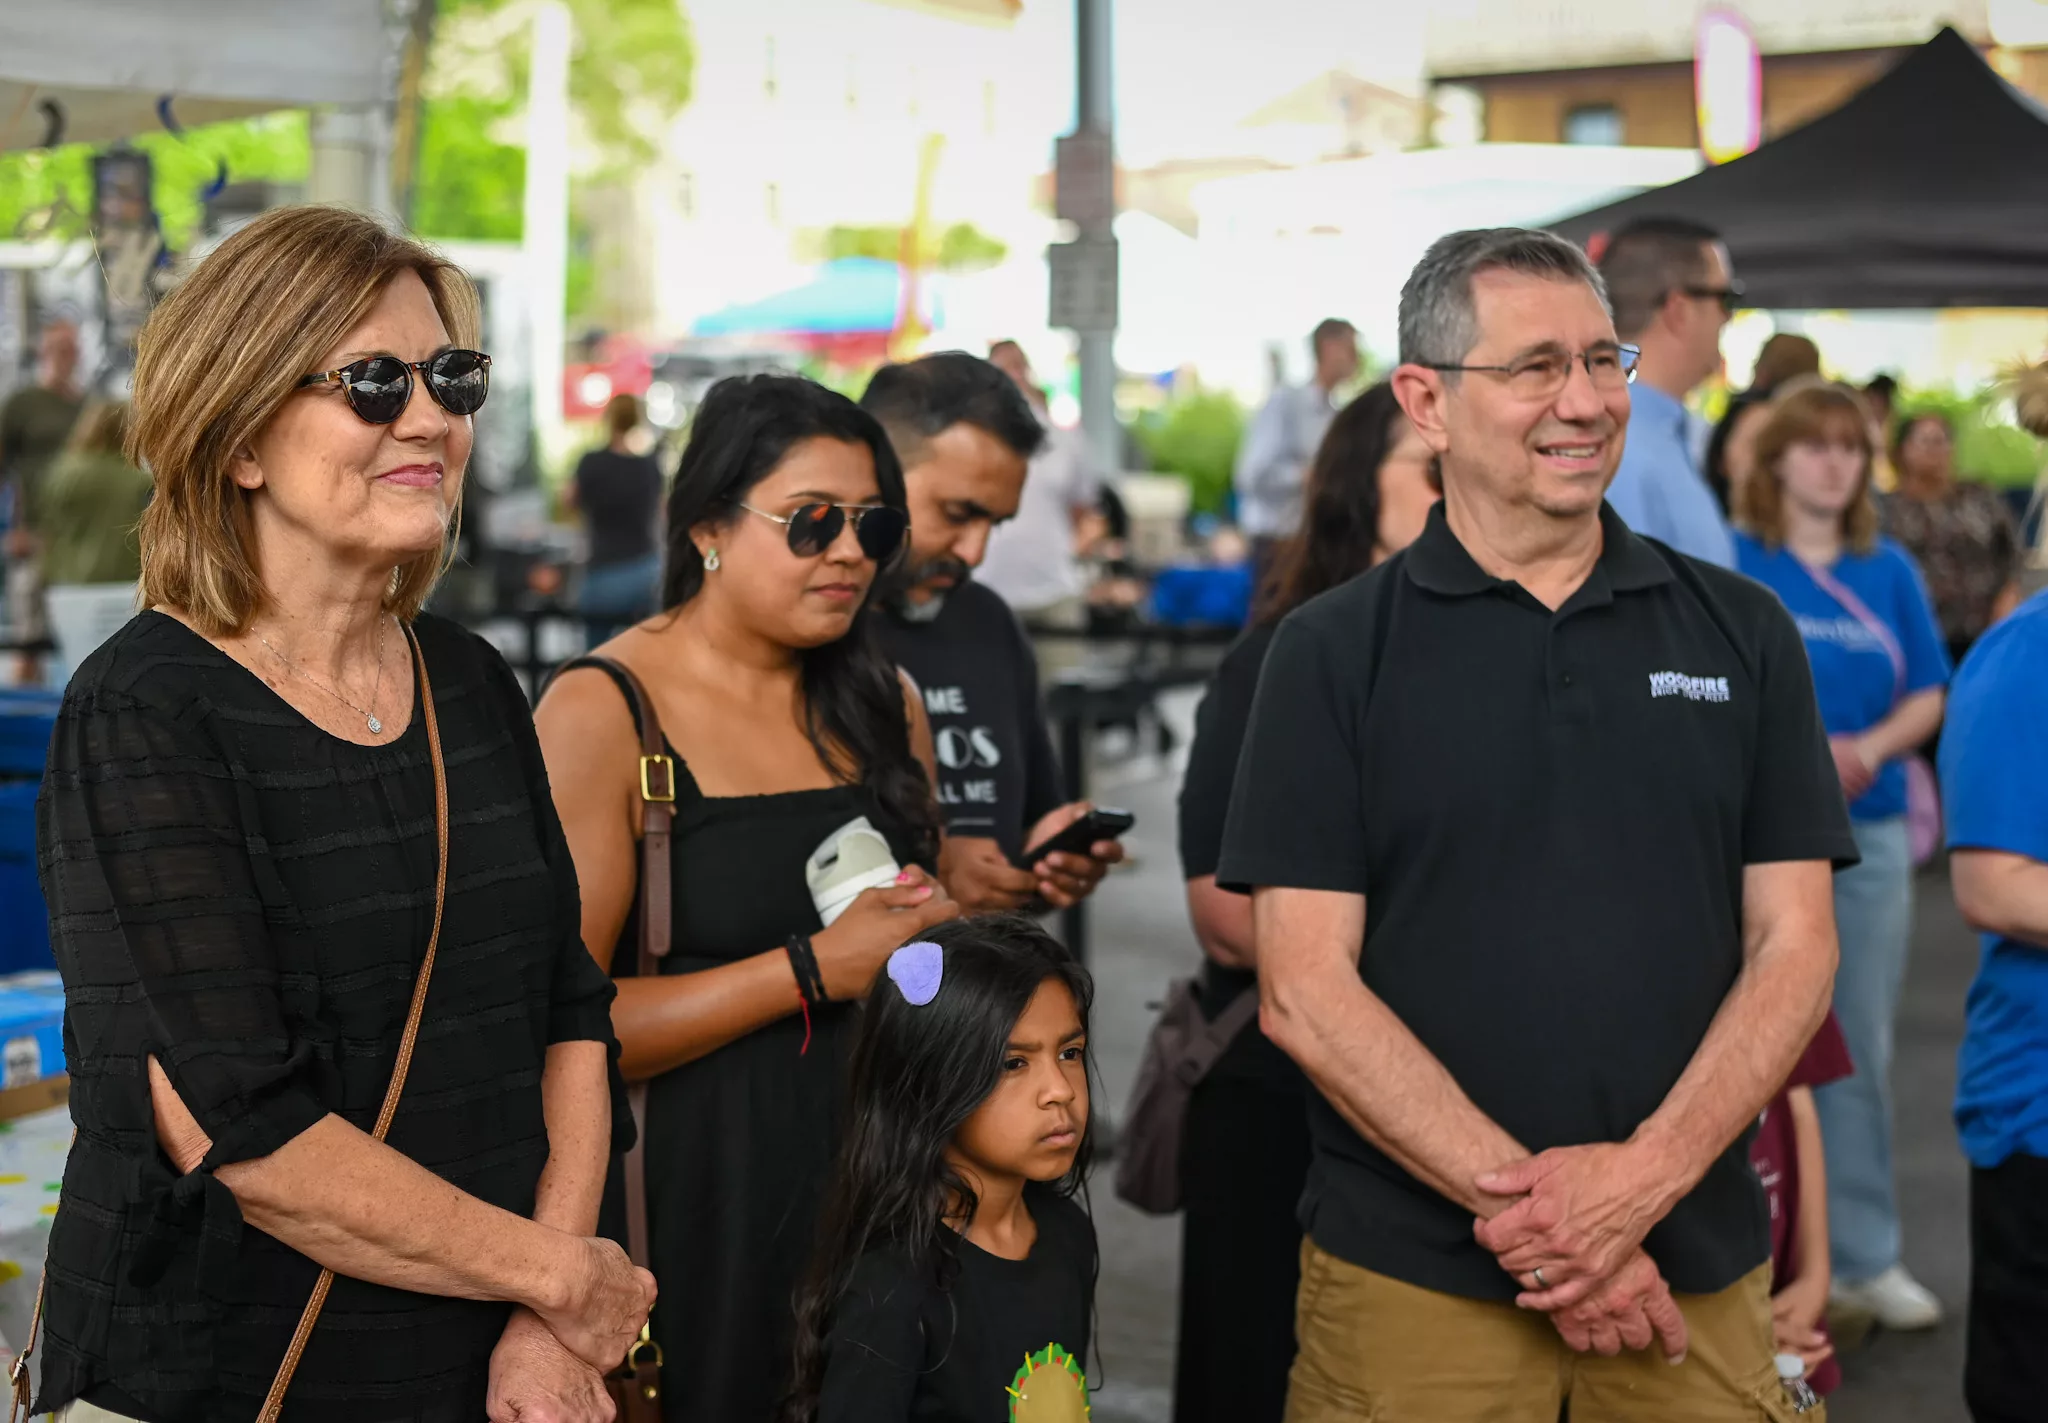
[297,350,492,424]
[1680,283,1745,315]
[740,501,908,562]
[1421,344,1640,400]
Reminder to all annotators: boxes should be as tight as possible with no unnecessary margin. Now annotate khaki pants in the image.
[1285,1240,1817,1422]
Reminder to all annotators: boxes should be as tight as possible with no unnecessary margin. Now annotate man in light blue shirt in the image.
[1233,318,1358,572]
[1596,218,1739,567]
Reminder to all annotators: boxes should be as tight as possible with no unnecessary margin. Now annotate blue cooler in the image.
[0,781,49,973]
[0,689,59,778]
[1149,563,1254,628]
[0,688,58,973]
[0,972,65,1085]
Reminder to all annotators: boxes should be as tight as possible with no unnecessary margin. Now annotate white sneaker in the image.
[1832,1265,1944,1331]
[805,817,901,927]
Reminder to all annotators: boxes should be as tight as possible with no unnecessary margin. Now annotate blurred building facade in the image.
[1423,0,2048,147]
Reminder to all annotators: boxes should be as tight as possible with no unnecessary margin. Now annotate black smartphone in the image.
[1015,807,1136,869]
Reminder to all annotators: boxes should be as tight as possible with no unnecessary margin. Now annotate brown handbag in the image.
[9,625,451,1423]
[566,657,672,1423]
[1113,977,1262,1215]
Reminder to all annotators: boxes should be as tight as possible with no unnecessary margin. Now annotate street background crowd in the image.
[5,4,2048,1422]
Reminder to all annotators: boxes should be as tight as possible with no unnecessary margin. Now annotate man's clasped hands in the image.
[1472,1138,1694,1364]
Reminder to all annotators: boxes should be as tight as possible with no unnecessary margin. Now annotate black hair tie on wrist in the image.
[786,933,827,1055]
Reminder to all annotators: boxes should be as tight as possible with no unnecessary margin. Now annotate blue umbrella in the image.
[692,257,937,337]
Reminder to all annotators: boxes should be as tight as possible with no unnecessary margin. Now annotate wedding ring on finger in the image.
[1532,1266,1549,1290]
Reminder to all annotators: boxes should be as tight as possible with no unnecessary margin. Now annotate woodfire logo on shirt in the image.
[1647,670,1731,703]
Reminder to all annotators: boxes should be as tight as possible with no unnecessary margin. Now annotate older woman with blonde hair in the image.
[31,205,653,1423]
[1733,380,1951,1336]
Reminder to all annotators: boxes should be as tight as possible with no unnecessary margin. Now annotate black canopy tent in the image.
[1552,28,2048,310]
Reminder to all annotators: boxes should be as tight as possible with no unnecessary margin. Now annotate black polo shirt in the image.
[1216,501,1856,1302]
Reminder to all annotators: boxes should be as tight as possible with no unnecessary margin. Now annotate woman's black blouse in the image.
[34,612,620,1423]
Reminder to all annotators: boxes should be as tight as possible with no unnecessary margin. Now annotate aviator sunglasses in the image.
[297,349,493,424]
[740,500,909,562]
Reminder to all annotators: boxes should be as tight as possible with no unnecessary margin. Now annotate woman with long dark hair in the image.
[536,373,961,1421]
[785,915,1097,1422]
[1176,380,1440,1423]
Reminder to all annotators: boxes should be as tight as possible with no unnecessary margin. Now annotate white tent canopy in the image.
[0,0,390,152]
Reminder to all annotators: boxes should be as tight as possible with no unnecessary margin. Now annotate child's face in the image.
[951,978,1089,1184]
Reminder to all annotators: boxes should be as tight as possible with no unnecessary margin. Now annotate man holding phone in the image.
[861,353,1127,913]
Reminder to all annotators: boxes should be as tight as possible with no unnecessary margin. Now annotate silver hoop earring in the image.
[704,547,720,572]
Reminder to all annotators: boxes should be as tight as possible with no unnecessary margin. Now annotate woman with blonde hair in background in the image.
[36,400,155,675]
[34,205,652,1423]
[1733,381,1951,1335]
[37,400,150,588]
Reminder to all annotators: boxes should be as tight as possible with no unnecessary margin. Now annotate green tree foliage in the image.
[1133,389,1246,517]
[415,0,695,247]
[0,111,311,248]
[936,222,1007,269]
[819,222,1008,270]
[411,92,526,241]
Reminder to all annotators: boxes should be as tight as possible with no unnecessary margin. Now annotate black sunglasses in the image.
[1681,283,1745,315]
[740,501,908,562]
[298,349,492,424]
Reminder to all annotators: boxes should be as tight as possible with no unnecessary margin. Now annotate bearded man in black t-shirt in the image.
[861,353,1126,913]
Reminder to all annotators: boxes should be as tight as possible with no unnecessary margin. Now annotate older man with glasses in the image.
[1218,227,1854,1421]
[1596,216,1743,567]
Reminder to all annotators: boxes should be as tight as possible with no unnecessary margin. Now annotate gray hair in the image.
[1397,227,1609,367]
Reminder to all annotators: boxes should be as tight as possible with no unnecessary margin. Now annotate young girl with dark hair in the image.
[786,916,1098,1423]
[537,373,961,1420]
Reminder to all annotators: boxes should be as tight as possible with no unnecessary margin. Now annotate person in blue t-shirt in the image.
[1941,586,2048,1423]
[1733,382,1951,1332]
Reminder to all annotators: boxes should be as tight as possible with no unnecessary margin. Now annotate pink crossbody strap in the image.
[1798,557,1907,705]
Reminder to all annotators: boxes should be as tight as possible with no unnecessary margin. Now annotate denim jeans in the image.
[1814,814,1914,1285]
[580,553,662,647]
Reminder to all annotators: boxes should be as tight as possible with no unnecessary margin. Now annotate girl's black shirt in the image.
[818,1187,1095,1423]
[33,612,619,1423]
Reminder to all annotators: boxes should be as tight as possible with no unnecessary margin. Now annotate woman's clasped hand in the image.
[811,867,959,1002]
[538,1236,660,1373]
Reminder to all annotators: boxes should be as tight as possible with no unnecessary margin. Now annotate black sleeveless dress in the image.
[578,663,929,1422]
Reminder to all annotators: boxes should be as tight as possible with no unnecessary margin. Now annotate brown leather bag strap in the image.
[553,656,673,970]
[8,1263,45,1420]
[546,656,672,1276]
[256,623,450,1423]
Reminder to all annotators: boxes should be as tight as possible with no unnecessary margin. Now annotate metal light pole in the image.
[523,1,572,471]
[1045,0,1119,972]
[1073,0,1117,478]
[1052,0,1118,478]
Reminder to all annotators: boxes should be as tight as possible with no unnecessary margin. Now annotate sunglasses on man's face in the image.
[1681,284,1745,316]
[740,500,909,562]
[297,349,492,425]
